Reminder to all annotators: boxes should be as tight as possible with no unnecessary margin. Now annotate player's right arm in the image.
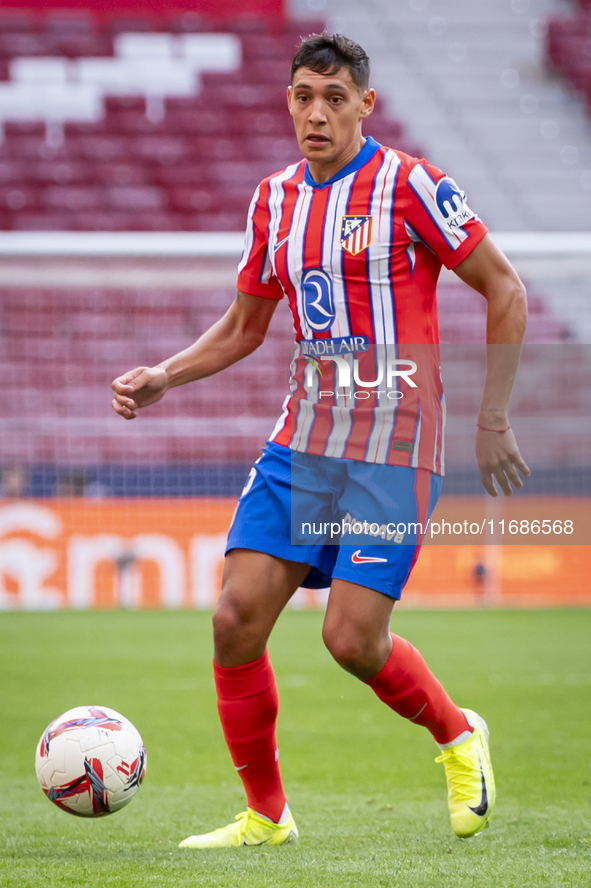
[111,290,278,420]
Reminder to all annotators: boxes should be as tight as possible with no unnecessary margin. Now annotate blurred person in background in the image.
[0,465,29,498]
[54,469,86,498]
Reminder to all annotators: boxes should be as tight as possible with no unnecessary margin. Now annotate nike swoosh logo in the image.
[351,550,388,564]
[274,235,289,252]
[468,755,489,817]
[235,764,248,771]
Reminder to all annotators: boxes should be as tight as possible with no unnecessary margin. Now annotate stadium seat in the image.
[0,11,34,32]
[0,277,573,476]
[0,16,384,231]
[546,10,591,112]
[0,13,417,231]
[0,13,580,486]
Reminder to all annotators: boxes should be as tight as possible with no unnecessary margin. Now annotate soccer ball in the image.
[35,705,147,817]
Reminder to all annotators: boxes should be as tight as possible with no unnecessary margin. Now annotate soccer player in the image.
[111,34,529,847]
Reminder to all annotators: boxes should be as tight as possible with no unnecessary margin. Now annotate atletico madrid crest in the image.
[340,215,373,255]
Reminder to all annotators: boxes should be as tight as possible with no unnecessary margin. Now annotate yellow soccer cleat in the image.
[435,708,496,839]
[179,808,298,849]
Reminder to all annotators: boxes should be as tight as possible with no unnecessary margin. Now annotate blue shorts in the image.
[226,442,442,600]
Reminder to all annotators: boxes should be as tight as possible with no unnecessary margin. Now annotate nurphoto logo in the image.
[303,354,418,401]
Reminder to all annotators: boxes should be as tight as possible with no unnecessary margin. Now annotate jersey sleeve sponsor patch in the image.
[434,177,475,231]
[405,160,488,269]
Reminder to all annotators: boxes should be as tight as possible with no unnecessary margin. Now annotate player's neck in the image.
[306,135,366,185]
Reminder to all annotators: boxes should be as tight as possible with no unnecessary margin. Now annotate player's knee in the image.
[212,603,239,651]
[322,622,370,673]
[212,586,265,654]
[212,597,251,649]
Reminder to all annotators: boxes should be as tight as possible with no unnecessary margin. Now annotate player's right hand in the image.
[111,366,169,420]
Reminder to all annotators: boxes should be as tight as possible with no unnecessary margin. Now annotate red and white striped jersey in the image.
[237,136,488,474]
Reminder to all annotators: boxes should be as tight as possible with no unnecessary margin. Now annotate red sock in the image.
[213,650,287,822]
[365,634,472,746]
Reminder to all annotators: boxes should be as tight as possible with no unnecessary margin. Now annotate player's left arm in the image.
[453,233,530,497]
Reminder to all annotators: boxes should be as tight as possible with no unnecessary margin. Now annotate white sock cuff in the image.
[277,803,291,825]
[253,803,290,825]
[436,728,473,751]
[436,712,477,750]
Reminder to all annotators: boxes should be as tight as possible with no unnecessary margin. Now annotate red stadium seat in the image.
[0,11,34,32]
[202,83,288,109]
[0,32,61,57]
[205,160,278,187]
[156,164,209,186]
[106,16,160,35]
[13,212,72,230]
[69,135,130,162]
[103,96,147,114]
[168,184,253,213]
[546,9,591,110]
[234,107,293,136]
[4,121,45,139]
[41,185,103,211]
[239,34,302,62]
[246,136,300,162]
[190,211,247,231]
[130,136,192,164]
[104,185,166,211]
[0,277,573,479]
[24,161,90,185]
[53,35,112,58]
[0,185,39,212]
[45,162,135,186]
[0,160,23,183]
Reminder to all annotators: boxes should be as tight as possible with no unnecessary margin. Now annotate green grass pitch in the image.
[1,609,590,887]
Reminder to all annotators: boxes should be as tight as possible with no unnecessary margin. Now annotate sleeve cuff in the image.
[442,224,489,270]
[236,273,284,300]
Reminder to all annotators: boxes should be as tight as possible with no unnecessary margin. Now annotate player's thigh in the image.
[216,548,310,638]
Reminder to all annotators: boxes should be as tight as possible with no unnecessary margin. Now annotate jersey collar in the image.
[303,136,381,189]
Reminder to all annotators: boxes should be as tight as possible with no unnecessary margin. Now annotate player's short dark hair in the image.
[291,33,370,93]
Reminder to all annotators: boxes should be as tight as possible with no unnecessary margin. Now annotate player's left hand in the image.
[476,426,530,497]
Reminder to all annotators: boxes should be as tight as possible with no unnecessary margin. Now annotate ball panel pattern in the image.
[35,705,146,818]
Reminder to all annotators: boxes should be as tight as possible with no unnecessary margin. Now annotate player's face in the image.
[287,66,375,180]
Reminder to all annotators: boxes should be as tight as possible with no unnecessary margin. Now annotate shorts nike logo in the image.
[235,764,248,771]
[274,235,289,252]
[467,756,489,817]
[351,550,388,564]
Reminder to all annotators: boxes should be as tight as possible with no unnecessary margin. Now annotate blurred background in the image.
[0,0,589,611]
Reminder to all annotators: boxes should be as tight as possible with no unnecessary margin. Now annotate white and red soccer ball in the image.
[35,705,147,817]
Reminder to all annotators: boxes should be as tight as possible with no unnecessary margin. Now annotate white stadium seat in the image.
[0,83,102,125]
[9,57,69,83]
[113,33,175,60]
[179,34,242,72]
[0,32,243,136]
[77,58,196,96]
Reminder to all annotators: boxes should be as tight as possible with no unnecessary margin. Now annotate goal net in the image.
[1,231,590,610]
